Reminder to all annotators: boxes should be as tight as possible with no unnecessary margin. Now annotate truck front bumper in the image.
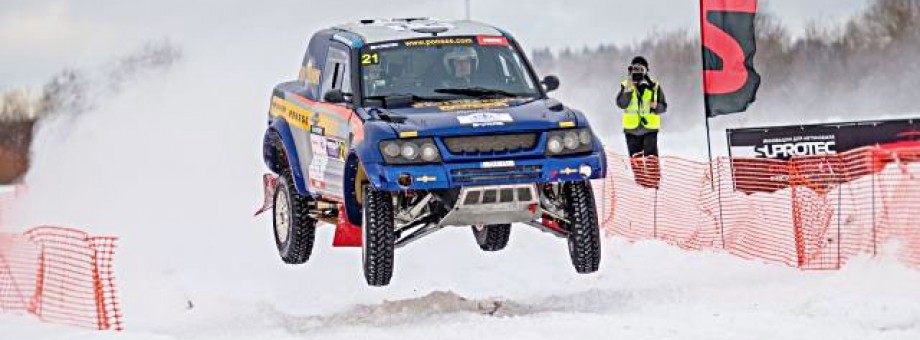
[366,152,606,192]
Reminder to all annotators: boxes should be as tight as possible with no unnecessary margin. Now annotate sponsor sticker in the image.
[413,98,511,111]
[477,36,509,46]
[481,160,515,168]
[457,113,514,125]
[473,122,505,128]
[299,58,321,85]
[369,42,399,50]
[403,37,473,47]
[326,138,346,160]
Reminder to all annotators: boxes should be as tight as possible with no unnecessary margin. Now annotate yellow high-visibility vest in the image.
[621,79,661,131]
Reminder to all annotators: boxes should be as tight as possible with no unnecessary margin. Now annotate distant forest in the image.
[531,0,920,130]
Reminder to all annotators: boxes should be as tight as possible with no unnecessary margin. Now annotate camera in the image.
[629,65,648,83]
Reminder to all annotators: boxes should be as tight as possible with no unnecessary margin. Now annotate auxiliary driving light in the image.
[398,173,413,187]
[579,164,593,177]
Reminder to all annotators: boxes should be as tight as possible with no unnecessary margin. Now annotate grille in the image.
[443,133,538,155]
[450,165,543,185]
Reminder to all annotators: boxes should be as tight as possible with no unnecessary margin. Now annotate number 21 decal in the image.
[361,53,380,65]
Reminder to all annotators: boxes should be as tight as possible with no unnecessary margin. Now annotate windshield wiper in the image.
[434,87,523,98]
[367,107,408,123]
[364,93,447,103]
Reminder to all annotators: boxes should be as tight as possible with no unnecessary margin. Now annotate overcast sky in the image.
[1,0,870,87]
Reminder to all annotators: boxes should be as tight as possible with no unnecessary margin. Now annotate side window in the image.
[508,51,536,91]
[320,46,352,101]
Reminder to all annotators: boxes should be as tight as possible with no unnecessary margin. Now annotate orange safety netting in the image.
[0,226,122,331]
[594,146,920,269]
[1,147,919,332]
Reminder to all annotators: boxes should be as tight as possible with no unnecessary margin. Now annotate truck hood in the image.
[379,99,577,136]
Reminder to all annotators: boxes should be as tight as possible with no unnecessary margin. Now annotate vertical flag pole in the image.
[700,0,727,248]
[705,114,716,190]
[700,0,716,191]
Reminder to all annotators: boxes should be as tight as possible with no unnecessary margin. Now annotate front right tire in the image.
[472,224,511,251]
[361,186,396,286]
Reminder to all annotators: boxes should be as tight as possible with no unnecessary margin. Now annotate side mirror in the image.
[323,89,351,104]
[542,75,560,93]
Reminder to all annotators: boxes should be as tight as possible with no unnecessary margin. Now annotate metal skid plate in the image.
[437,184,539,227]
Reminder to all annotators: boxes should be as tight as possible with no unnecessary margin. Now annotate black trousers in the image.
[625,132,659,157]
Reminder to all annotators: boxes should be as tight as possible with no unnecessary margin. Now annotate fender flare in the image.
[264,118,309,195]
[342,152,363,225]
[343,145,391,224]
[351,141,388,190]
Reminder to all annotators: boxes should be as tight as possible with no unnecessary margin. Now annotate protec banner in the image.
[727,118,920,194]
[728,119,920,160]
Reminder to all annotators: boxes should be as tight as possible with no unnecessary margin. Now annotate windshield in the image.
[360,36,539,105]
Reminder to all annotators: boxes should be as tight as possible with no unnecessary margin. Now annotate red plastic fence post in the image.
[871,152,878,257]
[88,239,109,330]
[789,162,807,268]
[27,246,45,317]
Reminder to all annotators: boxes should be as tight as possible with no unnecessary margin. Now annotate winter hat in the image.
[631,56,649,69]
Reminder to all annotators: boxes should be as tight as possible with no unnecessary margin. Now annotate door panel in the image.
[307,44,354,200]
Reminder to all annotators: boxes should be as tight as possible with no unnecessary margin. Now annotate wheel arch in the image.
[264,118,309,195]
[343,151,368,225]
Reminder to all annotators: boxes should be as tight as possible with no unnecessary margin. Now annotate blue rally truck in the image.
[259,18,607,286]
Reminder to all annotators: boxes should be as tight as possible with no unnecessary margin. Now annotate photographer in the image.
[616,56,668,158]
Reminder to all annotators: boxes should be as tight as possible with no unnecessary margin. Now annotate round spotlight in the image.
[383,142,401,158]
[420,143,439,162]
[398,173,412,187]
[563,131,579,150]
[401,142,419,160]
[547,136,564,154]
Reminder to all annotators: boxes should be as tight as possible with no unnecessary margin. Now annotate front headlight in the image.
[401,142,419,160]
[546,128,593,156]
[382,142,401,158]
[420,142,439,162]
[379,138,442,164]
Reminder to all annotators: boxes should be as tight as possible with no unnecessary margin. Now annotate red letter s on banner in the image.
[701,0,757,95]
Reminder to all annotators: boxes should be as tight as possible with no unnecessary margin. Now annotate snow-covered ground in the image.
[3,3,919,338]
[4,235,920,340]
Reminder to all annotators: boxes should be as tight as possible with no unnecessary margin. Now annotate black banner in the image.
[701,0,761,117]
[727,118,920,194]
[727,118,920,160]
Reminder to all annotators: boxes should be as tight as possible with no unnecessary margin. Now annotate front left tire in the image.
[362,186,396,286]
[561,181,601,273]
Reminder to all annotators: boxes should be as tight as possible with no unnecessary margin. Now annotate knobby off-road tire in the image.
[273,172,317,265]
[562,180,601,273]
[362,186,396,286]
[472,224,512,252]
